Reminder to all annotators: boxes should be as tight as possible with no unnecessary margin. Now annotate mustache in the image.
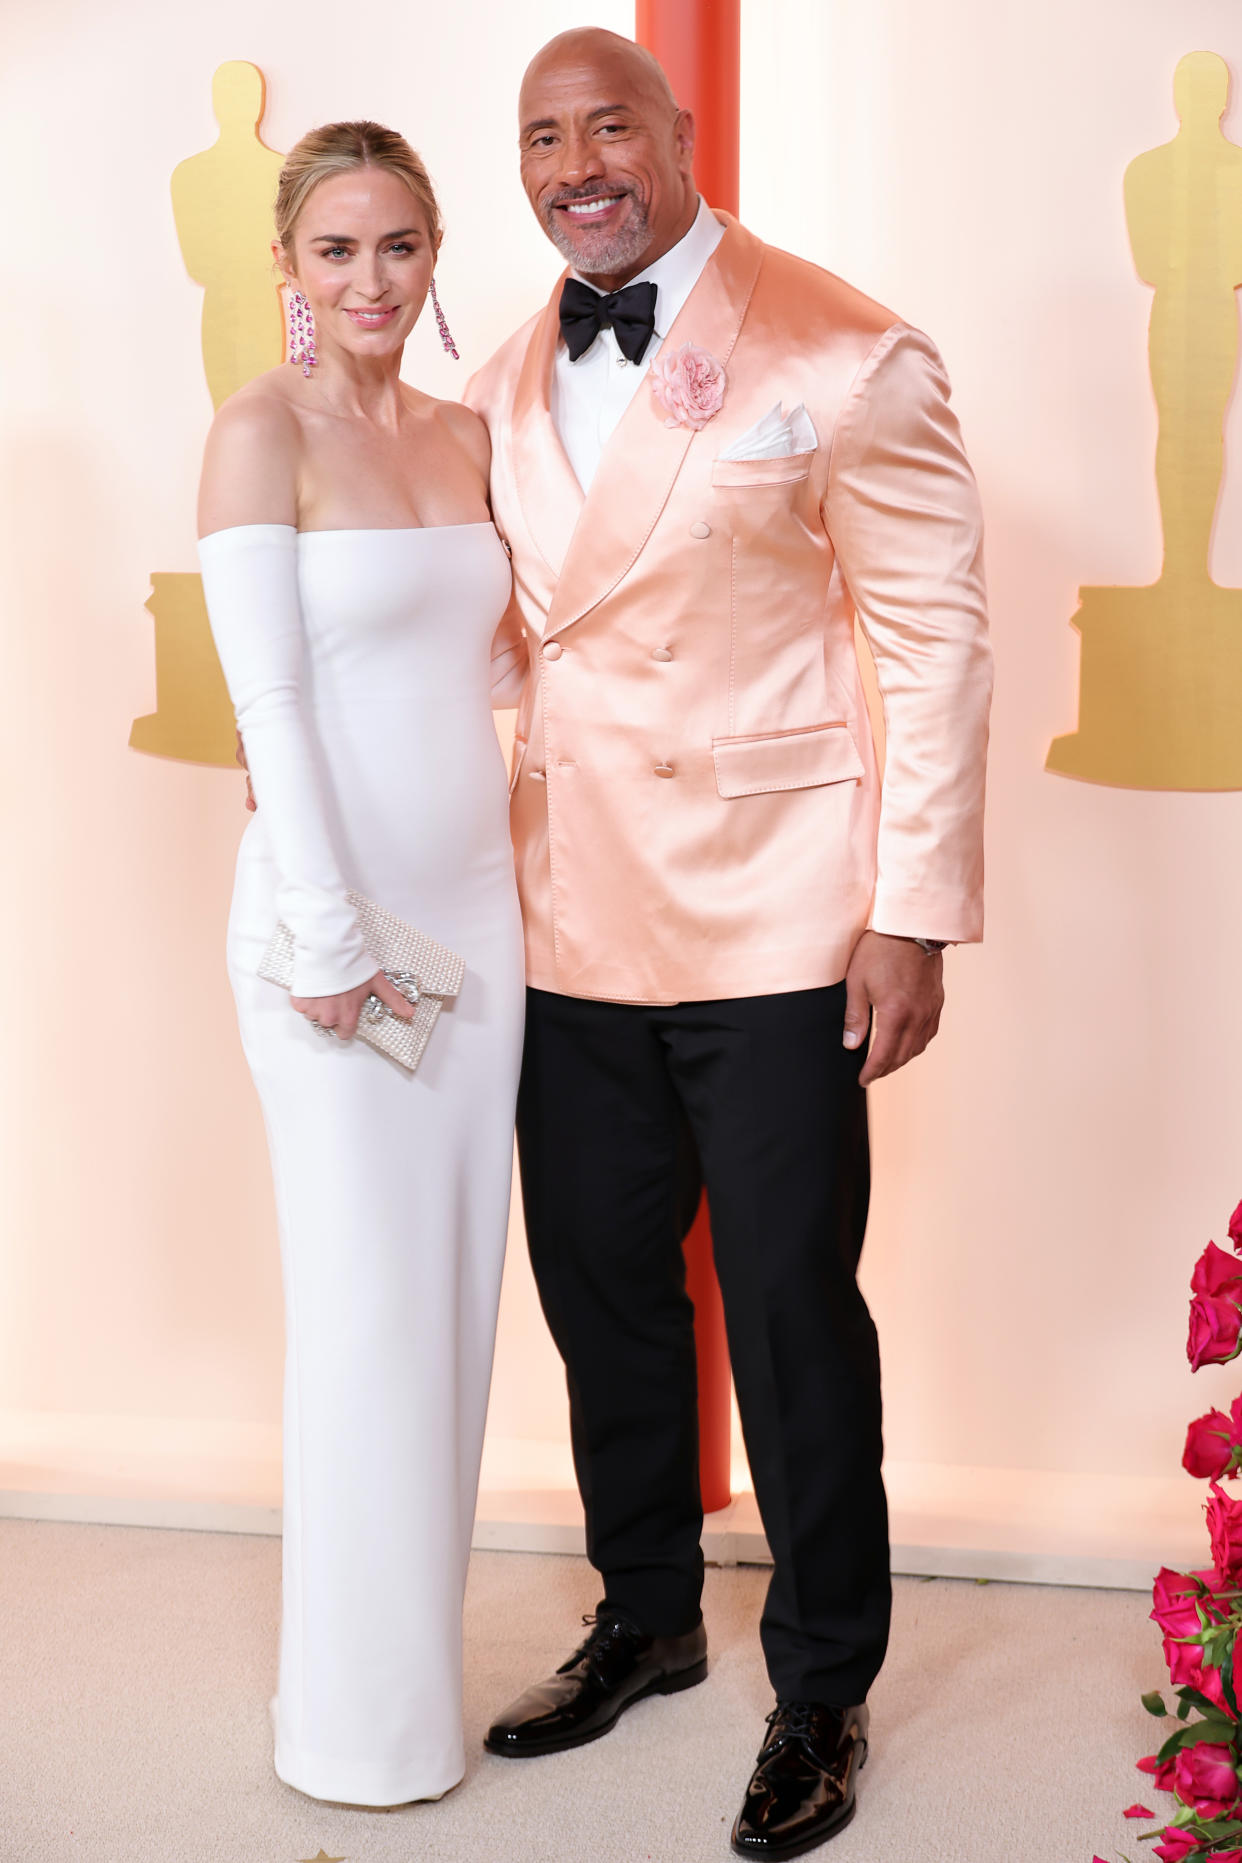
[543,183,637,211]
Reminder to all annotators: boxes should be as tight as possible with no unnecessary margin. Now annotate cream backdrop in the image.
[1,0,1240,1582]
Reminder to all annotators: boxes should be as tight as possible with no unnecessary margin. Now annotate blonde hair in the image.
[274,120,443,255]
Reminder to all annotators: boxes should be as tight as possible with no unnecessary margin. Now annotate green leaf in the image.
[1157,1725,1196,1761]
[1179,1685,1234,1717]
[1143,1690,1170,1716]
[1194,1814,1242,1838]
[1181,1718,1237,1746]
[1156,1718,1239,1762]
[1224,1652,1240,1720]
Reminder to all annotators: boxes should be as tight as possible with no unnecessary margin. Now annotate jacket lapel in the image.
[510,280,584,578]
[546,213,764,637]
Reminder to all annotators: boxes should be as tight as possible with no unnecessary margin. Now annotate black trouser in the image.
[515,983,891,1706]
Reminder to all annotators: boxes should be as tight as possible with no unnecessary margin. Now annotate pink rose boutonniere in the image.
[650,341,726,431]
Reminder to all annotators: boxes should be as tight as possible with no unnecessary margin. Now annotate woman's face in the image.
[278,166,435,365]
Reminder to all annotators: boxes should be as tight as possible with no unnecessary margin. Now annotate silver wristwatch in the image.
[914,938,947,956]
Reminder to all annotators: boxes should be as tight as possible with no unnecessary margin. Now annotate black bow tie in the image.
[559,277,658,364]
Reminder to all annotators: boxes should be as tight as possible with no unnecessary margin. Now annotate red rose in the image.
[1138,1753,1178,1792]
[1154,1829,1207,1862]
[1185,1410,1237,1479]
[1154,1566,1212,1616]
[1151,1567,1233,1706]
[1188,1291,1242,1371]
[1229,1199,1242,1251]
[1193,1241,1242,1296]
[1173,1740,1242,1818]
[1209,1482,1242,1583]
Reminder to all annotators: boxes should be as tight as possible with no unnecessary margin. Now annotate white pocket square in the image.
[718,402,817,461]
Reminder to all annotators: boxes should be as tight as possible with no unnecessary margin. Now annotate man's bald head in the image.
[518,27,697,290]
[520,28,679,123]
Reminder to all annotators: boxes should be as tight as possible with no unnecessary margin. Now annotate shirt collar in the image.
[569,197,725,343]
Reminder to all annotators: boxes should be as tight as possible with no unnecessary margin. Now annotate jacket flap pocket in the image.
[712,722,863,799]
[710,450,813,489]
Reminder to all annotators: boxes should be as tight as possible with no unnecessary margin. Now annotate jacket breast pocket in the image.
[710,451,813,490]
[712,721,864,799]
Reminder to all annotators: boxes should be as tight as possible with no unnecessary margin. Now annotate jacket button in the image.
[543,641,563,661]
[651,647,673,662]
[689,521,712,539]
[654,763,675,778]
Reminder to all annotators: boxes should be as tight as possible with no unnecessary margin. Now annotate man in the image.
[467,28,991,1858]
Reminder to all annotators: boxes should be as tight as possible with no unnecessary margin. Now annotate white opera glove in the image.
[198,524,375,999]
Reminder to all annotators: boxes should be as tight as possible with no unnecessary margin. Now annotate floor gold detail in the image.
[1047,50,1242,790]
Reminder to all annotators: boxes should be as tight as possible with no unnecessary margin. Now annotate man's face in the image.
[519,42,696,287]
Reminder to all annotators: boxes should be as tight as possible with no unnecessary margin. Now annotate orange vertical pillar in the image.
[636,0,740,212]
[635,0,740,1517]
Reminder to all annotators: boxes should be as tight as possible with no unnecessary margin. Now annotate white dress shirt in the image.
[550,197,725,497]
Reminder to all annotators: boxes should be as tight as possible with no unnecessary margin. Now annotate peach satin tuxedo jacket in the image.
[467,211,992,1006]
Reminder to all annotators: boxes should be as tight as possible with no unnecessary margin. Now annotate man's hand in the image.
[235,728,255,812]
[843,930,944,1087]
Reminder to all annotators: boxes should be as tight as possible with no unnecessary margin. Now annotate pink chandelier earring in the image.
[430,277,459,360]
[288,290,318,375]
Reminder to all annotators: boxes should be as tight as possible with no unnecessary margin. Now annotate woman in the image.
[197,122,526,1808]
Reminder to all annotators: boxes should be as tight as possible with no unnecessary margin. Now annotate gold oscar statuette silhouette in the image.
[1047,50,1242,790]
[129,61,285,767]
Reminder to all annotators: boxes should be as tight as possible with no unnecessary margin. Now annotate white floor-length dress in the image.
[198,522,525,1806]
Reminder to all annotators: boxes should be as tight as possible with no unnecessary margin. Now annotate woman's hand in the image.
[291,971,418,1042]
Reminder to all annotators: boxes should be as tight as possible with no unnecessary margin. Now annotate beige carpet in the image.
[0,1519,1159,1863]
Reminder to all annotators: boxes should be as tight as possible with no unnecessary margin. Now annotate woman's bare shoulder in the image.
[209,369,304,450]
[198,371,302,536]
[432,395,491,474]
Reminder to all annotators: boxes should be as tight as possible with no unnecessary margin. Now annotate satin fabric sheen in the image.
[467,213,992,1005]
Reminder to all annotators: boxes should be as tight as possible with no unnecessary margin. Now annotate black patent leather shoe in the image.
[731,1701,869,1858]
[484,1608,707,1757]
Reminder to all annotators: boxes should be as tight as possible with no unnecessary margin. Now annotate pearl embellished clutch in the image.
[258,891,466,1074]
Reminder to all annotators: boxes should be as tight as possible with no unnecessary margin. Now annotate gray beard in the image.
[543,195,652,277]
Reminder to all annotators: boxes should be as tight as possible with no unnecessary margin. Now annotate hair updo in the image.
[274,120,443,254]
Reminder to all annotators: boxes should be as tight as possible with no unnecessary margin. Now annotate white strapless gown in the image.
[198,523,525,1806]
